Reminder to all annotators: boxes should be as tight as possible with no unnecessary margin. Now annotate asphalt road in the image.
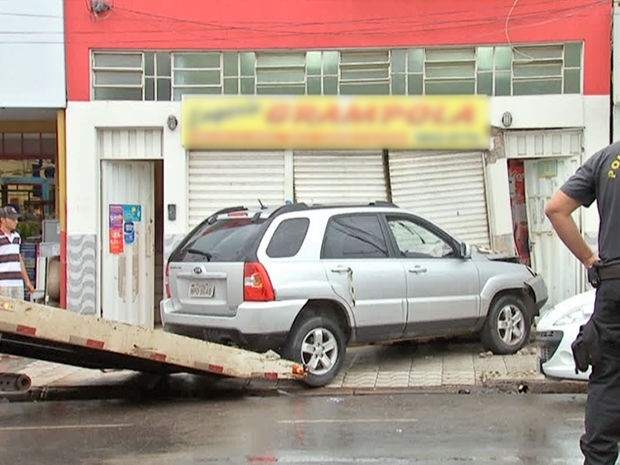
[0,391,586,464]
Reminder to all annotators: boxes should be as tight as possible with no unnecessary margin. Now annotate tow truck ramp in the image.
[0,296,304,391]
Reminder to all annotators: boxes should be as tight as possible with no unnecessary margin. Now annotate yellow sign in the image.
[181,95,490,150]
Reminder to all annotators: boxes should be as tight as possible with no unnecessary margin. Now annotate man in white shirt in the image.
[0,206,35,299]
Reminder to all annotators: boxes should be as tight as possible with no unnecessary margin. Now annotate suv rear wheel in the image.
[480,294,530,354]
[283,315,345,387]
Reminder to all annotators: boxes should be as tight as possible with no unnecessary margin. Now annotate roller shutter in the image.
[293,150,387,204]
[389,151,490,247]
[188,151,286,228]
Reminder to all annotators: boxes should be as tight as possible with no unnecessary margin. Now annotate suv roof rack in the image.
[369,200,398,207]
[297,201,400,210]
[207,206,247,224]
[268,202,309,218]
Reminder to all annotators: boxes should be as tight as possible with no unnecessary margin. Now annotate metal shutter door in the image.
[188,151,286,228]
[293,150,387,204]
[389,151,490,247]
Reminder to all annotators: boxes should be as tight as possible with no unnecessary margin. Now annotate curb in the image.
[0,376,588,402]
[481,377,587,394]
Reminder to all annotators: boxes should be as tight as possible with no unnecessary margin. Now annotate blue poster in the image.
[124,221,135,244]
[123,204,142,222]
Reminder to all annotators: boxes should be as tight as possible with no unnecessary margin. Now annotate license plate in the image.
[189,282,214,298]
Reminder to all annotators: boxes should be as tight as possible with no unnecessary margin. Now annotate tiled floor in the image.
[322,341,543,390]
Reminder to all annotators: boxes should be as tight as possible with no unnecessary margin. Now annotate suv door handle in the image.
[408,266,428,274]
[331,266,352,274]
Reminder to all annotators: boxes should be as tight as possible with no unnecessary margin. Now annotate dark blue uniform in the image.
[561,140,620,465]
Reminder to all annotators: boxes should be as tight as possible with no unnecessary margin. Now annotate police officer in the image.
[546,141,620,465]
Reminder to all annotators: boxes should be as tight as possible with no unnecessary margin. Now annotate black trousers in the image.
[581,282,620,465]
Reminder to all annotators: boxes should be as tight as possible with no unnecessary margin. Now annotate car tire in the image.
[283,315,345,387]
[480,294,530,355]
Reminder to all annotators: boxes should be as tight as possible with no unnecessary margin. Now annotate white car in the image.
[536,289,596,381]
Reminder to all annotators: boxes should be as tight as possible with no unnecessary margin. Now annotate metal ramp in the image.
[0,297,304,389]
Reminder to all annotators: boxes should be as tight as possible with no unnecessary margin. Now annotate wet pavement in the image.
[0,339,586,402]
[0,392,587,464]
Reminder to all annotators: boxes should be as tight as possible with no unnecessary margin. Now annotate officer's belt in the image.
[598,264,620,281]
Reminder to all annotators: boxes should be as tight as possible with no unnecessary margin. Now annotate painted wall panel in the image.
[66,101,184,235]
[99,128,163,159]
[504,130,583,159]
[67,234,96,314]
[0,0,65,107]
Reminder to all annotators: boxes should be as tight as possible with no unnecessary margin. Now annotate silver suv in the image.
[161,203,548,386]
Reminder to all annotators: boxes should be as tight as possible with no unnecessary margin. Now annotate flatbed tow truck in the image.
[0,296,305,392]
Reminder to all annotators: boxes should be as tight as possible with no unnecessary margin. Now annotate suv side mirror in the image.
[460,242,472,259]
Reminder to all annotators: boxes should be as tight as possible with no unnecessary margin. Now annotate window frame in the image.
[382,213,461,259]
[90,42,583,100]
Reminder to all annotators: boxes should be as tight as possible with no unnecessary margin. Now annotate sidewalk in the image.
[0,340,586,402]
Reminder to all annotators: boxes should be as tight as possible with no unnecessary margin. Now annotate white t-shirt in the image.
[0,230,23,287]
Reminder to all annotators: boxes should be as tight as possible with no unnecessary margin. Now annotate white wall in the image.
[582,96,610,246]
[66,95,609,242]
[0,0,65,108]
[65,101,186,236]
[490,95,589,129]
[486,95,609,242]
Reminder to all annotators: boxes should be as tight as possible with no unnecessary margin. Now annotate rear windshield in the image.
[171,218,266,262]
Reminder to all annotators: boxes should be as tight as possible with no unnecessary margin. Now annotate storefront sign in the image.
[181,95,489,150]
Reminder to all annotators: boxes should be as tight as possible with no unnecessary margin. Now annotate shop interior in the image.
[0,127,60,305]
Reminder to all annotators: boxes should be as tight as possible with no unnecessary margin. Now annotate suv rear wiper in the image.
[185,249,213,261]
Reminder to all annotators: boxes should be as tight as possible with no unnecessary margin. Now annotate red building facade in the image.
[62,0,611,321]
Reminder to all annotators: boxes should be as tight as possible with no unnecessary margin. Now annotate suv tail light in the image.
[164,261,171,298]
[243,262,275,301]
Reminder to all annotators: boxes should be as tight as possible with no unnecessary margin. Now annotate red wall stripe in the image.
[65,1,610,98]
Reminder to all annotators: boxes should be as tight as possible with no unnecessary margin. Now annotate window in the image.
[147,52,172,100]
[266,218,309,258]
[406,48,424,95]
[0,133,56,158]
[306,50,339,95]
[512,45,563,95]
[339,50,390,95]
[563,42,582,93]
[322,214,388,259]
[387,216,454,258]
[222,52,256,95]
[424,47,476,95]
[92,52,144,100]
[172,218,265,262]
[173,52,221,100]
[91,42,582,100]
[256,52,306,95]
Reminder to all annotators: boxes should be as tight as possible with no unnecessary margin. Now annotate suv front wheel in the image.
[480,294,530,354]
[283,315,345,387]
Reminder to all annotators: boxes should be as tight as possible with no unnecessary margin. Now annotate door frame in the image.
[100,160,156,327]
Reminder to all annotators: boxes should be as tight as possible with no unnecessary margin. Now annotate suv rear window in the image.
[171,218,265,262]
